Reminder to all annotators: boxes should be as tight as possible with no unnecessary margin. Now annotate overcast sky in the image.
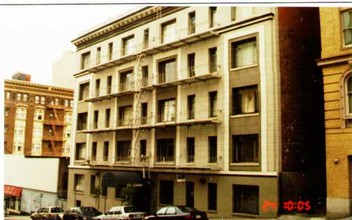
[0,1,346,86]
[0,3,137,85]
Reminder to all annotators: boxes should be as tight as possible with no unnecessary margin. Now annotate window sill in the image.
[231,162,260,166]
[231,113,259,118]
[230,64,258,71]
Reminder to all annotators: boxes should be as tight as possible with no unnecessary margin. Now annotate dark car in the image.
[63,207,102,220]
[145,206,208,220]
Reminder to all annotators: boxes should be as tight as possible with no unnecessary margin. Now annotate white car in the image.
[93,206,145,220]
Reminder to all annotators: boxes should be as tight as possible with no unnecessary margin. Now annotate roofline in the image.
[4,79,74,93]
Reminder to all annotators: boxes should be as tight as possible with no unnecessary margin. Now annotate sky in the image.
[0,3,137,85]
[0,1,347,86]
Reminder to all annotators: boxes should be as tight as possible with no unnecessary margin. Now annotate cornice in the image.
[317,53,352,67]
[72,6,186,50]
[4,79,74,94]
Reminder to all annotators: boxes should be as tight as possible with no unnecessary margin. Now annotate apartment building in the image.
[4,78,73,214]
[68,7,325,218]
[317,8,352,218]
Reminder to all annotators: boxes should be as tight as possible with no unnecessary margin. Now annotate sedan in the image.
[93,206,145,220]
[63,206,102,220]
[144,206,208,220]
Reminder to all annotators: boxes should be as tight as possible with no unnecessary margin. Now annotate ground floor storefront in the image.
[67,167,280,218]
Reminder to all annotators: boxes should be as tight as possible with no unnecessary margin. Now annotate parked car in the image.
[30,206,64,220]
[63,206,102,220]
[144,206,208,220]
[93,206,145,220]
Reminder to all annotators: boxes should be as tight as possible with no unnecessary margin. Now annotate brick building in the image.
[317,7,352,218]
[68,6,325,218]
[4,78,74,214]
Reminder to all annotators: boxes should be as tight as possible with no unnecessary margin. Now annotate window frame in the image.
[232,134,260,164]
[158,98,176,122]
[187,95,195,120]
[232,85,259,115]
[208,136,217,163]
[122,35,135,56]
[77,112,88,130]
[233,184,259,215]
[341,9,352,47]
[78,82,90,101]
[187,53,195,77]
[75,143,86,160]
[186,137,195,163]
[158,57,177,83]
[161,19,177,44]
[116,140,131,161]
[231,36,258,69]
[156,138,175,162]
[208,183,217,211]
[81,52,91,70]
[209,91,218,117]
[209,47,217,73]
[188,11,196,34]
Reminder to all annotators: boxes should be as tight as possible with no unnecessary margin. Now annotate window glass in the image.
[232,134,259,163]
[232,38,257,68]
[162,20,176,43]
[233,185,259,214]
[348,77,352,114]
[342,9,352,46]
[233,86,258,115]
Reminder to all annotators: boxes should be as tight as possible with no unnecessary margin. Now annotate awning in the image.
[102,172,140,187]
[4,185,22,197]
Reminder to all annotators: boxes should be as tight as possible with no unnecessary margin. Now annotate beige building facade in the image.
[68,6,325,218]
[318,7,352,218]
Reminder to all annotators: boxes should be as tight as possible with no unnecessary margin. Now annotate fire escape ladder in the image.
[131,53,146,163]
[50,108,59,154]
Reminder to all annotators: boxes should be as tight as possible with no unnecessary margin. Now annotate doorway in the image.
[186,182,194,208]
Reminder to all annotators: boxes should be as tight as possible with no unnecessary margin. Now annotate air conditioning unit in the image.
[176,174,186,183]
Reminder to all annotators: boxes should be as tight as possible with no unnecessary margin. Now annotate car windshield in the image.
[124,207,139,213]
[178,206,198,213]
[51,207,64,213]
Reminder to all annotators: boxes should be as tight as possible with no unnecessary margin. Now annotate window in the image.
[74,174,84,192]
[93,110,99,129]
[95,79,100,97]
[108,42,113,60]
[116,141,130,161]
[209,91,218,117]
[209,7,217,28]
[233,86,258,115]
[345,75,352,127]
[118,105,132,126]
[107,75,112,94]
[103,141,109,161]
[208,183,217,210]
[342,9,352,46]
[75,143,86,160]
[35,96,39,104]
[162,20,176,43]
[143,28,149,49]
[6,92,11,100]
[79,82,90,101]
[231,7,236,21]
[208,136,217,163]
[233,185,259,214]
[105,108,111,128]
[16,93,22,102]
[142,66,149,87]
[209,47,217,73]
[96,47,101,65]
[160,180,174,204]
[187,95,195,120]
[23,94,28,102]
[188,11,196,34]
[92,142,97,161]
[120,70,133,91]
[90,175,96,195]
[140,140,147,162]
[122,35,135,55]
[41,96,45,105]
[187,137,195,163]
[232,134,259,163]
[5,108,10,117]
[188,53,195,77]
[4,124,8,134]
[34,109,44,120]
[77,112,88,130]
[158,58,177,83]
[157,139,174,162]
[15,107,27,119]
[141,103,148,125]
[158,99,176,122]
[81,52,90,69]
[231,37,257,68]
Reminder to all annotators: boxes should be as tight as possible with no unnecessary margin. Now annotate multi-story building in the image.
[4,78,74,214]
[68,6,325,218]
[318,7,352,218]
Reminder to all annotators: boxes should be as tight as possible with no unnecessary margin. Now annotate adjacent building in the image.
[4,77,74,214]
[68,6,325,218]
[318,7,352,218]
